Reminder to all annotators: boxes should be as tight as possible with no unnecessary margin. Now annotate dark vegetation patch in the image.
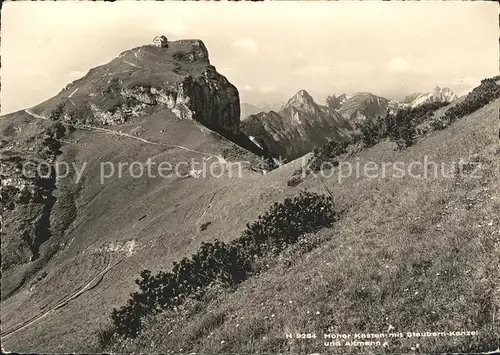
[431,76,500,130]
[199,222,212,231]
[307,140,351,173]
[359,101,449,150]
[101,191,337,343]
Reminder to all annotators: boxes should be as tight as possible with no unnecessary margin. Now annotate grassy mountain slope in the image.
[109,99,499,354]
[0,102,269,351]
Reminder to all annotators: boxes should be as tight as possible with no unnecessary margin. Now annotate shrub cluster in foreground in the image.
[107,191,336,341]
[307,140,350,173]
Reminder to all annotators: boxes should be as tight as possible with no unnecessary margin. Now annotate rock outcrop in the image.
[325,93,347,110]
[0,120,65,298]
[31,39,240,134]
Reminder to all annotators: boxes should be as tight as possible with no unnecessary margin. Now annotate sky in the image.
[1,1,498,114]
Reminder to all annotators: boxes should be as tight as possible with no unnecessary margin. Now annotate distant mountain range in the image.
[243,86,458,121]
[408,86,458,108]
[324,86,458,121]
[240,86,458,158]
[241,90,354,161]
[240,101,286,119]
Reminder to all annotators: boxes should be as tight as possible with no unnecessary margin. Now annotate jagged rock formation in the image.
[240,103,263,119]
[336,92,390,123]
[241,90,354,160]
[30,40,241,134]
[325,93,347,110]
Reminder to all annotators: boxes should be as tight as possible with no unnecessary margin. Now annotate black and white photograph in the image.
[1,1,499,354]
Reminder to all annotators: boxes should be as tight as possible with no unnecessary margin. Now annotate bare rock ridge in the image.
[1,120,66,298]
[31,39,241,135]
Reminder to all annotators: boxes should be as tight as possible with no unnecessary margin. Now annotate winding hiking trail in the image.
[24,109,226,162]
[1,258,123,339]
[4,110,228,339]
[4,109,235,340]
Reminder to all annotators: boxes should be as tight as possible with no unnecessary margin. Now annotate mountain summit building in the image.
[152,35,168,48]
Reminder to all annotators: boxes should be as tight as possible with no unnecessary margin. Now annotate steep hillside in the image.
[0,107,276,348]
[402,92,422,104]
[241,90,354,161]
[107,97,500,355]
[240,103,263,119]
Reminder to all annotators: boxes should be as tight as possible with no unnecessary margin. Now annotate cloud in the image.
[294,51,305,59]
[258,85,277,94]
[231,37,258,56]
[242,84,255,92]
[387,56,411,73]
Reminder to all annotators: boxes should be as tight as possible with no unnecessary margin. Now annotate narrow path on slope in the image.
[24,109,226,163]
[123,60,142,69]
[1,258,123,339]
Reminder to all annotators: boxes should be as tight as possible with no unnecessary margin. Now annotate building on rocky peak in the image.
[152,35,168,47]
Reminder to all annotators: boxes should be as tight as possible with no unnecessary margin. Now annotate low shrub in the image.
[106,191,337,342]
[287,175,303,187]
[305,140,350,173]
[444,77,500,124]
[359,101,450,149]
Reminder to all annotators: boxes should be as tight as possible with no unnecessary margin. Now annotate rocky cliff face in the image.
[31,40,240,134]
[241,90,354,161]
[0,119,66,297]
[325,93,347,110]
